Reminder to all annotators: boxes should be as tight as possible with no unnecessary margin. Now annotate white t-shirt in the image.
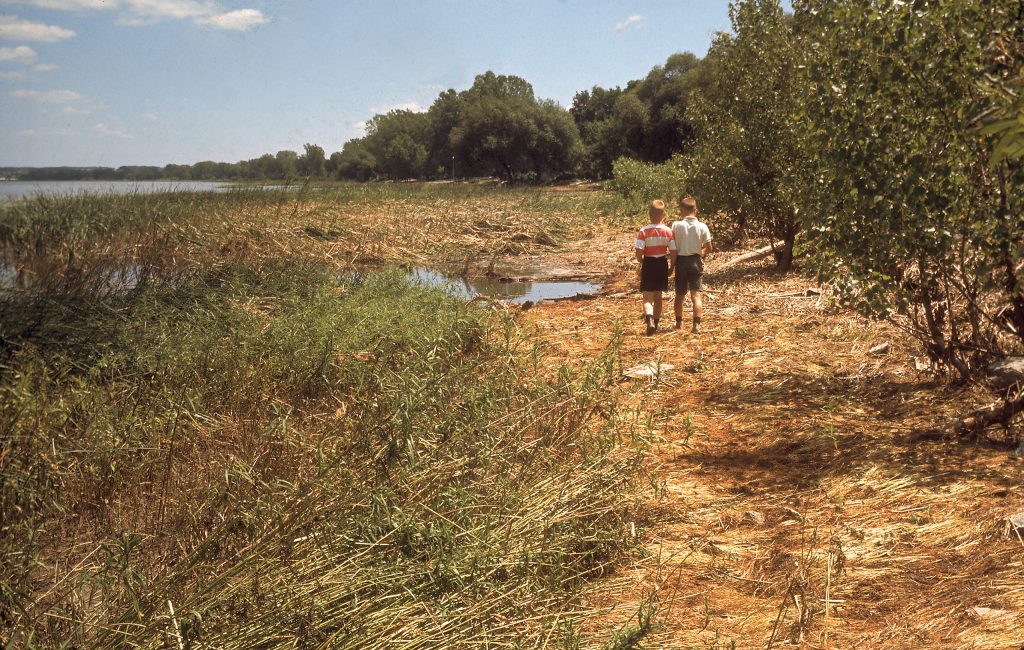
[671,217,711,256]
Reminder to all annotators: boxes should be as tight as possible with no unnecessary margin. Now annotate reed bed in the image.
[0,186,649,648]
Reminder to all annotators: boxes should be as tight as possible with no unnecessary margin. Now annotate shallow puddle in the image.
[409,267,600,303]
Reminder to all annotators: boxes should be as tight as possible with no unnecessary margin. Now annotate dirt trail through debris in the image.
[522,231,1024,649]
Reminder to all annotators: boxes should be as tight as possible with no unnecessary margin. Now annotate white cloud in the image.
[614,15,645,33]
[2,0,271,30]
[371,101,426,114]
[11,88,84,103]
[63,105,89,114]
[0,69,28,79]
[143,111,157,120]
[93,122,133,138]
[0,16,76,41]
[0,45,37,63]
[196,8,267,30]
[5,1,113,10]
[15,127,77,136]
[32,62,57,71]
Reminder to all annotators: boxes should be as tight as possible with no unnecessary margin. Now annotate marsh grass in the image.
[1,186,648,648]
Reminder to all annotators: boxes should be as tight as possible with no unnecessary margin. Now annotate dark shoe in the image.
[675,319,683,330]
[645,316,656,336]
[654,318,660,332]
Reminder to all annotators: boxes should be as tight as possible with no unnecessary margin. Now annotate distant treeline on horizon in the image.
[3,53,705,184]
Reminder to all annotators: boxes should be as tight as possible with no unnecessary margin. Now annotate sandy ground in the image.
[516,230,1024,649]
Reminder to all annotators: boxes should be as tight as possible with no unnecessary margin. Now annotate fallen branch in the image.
[954,395,1024,436]
[716,240,785,271]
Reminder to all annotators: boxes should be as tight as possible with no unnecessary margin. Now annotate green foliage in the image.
[334,140,377,181]
[683,0,809,268]
[796,0,1024,372]
[571,52,710,178]
[298,142,326,178]
[607,156,683,205]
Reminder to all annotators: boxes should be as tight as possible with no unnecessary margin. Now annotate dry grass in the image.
[518,235,1024,649]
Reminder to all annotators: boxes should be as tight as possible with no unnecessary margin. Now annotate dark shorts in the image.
[674,255,704,292]
[639,256,669,292]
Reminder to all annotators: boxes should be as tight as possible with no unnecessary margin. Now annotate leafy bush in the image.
[607,156,683,205]
[796,0,1024,374]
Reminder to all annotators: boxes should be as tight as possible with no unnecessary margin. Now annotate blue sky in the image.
[0,1,741,167]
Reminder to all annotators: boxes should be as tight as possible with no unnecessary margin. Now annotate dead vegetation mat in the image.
[517,234,1024,649]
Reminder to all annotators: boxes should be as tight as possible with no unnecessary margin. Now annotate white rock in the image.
[1001,511,1024,539]
[624,362,675,379]
[869,342,890,356]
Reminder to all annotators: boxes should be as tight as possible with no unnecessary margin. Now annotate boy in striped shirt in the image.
[634,200,676,335]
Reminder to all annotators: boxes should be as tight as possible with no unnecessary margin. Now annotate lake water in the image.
[0,180,232,201]
[409,267,601,303]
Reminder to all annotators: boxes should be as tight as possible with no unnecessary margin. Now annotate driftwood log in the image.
[717,240,786,271]
[954,357,1024,436]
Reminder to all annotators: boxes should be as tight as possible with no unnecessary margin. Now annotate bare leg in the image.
[653,292,664,323]
[691,290,703,332]
[641,291,659,334]
[674,291,685,322]
[641,291,659,317]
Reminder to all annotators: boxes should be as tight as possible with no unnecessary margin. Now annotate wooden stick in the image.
[715,240,785,271]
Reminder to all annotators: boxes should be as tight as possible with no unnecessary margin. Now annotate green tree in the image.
[363,110,431,179]
[796,0,1023,375]
[275,150,299,179]
[298,143,326,178]
[684,0,809,269]
[425,89,465,178]
[335,140,377,181]
[451,72,582,181]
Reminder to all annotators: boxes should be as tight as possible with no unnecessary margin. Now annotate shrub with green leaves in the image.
[607,156,683,206]
[796,0,1024,374]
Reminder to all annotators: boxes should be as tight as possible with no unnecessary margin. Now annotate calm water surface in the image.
[409,267,601,303]
[0,180,232,200]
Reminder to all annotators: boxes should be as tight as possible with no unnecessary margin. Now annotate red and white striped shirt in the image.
[635,223,676,257]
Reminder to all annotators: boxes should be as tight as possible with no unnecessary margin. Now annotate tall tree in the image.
[684,0,809,269]
[298,143,326,178]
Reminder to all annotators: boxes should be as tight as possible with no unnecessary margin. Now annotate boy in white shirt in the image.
[670,197,712,333]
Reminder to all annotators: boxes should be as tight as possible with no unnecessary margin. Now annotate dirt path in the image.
[520,232,1024,649]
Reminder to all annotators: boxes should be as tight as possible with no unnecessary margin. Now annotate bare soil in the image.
[517,230,1024,649]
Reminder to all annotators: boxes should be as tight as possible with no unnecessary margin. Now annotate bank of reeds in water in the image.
[1,191,649,648]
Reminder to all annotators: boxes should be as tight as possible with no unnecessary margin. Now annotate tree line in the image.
[4,56,714,184]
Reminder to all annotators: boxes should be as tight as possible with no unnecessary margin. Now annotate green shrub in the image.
[607,156,683,205]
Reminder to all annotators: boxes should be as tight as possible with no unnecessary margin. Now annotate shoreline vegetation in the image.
[2,0,1021,646]
[1,185,654,647]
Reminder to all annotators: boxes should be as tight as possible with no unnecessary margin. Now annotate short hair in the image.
[680,196,697,212]
[649,199,666,217]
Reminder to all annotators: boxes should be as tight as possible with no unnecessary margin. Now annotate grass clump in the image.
[2,233,645,648]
